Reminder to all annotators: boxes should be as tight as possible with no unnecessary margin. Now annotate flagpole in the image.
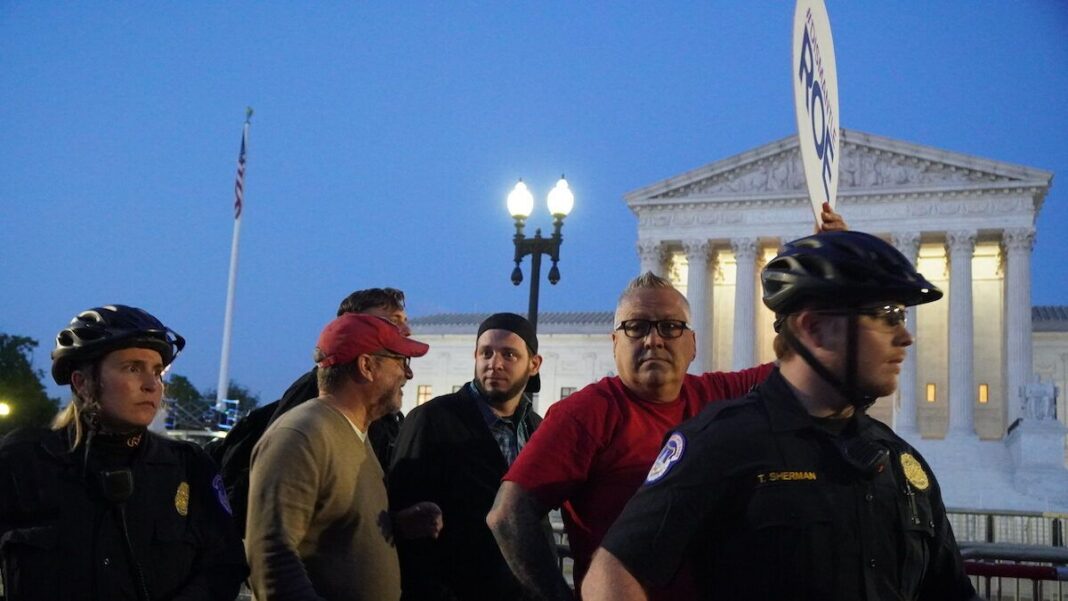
[217,107,252,413]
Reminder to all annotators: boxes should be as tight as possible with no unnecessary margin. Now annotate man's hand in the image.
[393,501,444,540]
[818,201,848,232]
[583,548,649,601]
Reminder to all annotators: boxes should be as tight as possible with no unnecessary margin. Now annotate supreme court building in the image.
[409,130,1067,510]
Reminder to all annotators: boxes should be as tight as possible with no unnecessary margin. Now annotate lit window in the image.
[926,384,937,403]
[417,385,433,405]
[560,387,577,399]
[978,384,989,404]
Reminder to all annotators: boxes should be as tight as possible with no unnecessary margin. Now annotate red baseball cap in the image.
[315,314,429,368]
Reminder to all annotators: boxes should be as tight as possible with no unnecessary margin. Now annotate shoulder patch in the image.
[645,432,687,484]
[212,474,233,515]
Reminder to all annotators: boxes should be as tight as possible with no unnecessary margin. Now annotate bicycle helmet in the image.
[51,305,185,385]
[762,231,941,314]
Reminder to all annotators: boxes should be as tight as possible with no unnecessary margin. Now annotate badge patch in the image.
[175,482,190,516]
[645,433,687,484]
[213,474,233,516]
[900,452,929,491]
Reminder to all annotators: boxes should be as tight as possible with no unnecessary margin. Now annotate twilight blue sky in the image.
[2,2,1066,402]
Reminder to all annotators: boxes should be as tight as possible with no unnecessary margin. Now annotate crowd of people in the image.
[0,206,981,601]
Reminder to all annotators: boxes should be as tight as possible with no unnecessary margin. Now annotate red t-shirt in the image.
[504,364,774,597]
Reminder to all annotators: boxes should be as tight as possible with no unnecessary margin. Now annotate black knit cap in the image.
[477,312,541,393]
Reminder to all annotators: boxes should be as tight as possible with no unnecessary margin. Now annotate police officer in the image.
[583,232,980,601]
[0,305,248,600]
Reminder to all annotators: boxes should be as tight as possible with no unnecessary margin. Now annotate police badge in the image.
[175,481,190,516]
[899,453,929,491]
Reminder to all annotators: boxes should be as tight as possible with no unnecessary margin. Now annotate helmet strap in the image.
[781,314,874,410]
[845,315,859,399]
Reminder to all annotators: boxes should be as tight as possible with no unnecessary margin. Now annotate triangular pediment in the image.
[625,129,1052,204]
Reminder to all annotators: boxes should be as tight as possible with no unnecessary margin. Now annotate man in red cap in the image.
[246,314,439,601]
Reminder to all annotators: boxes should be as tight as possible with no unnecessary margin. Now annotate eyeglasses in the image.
[615,319,690,340]
[814,305,908,328]
[859,305,908,328]
[373,352,411,370]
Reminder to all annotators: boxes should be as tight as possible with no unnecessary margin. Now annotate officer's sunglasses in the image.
[813,305,908,328]
[615,319,691,340]
[373,352,411,369]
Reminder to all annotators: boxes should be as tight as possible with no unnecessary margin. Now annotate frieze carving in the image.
[652,142,1013,200]
[636,195,1032,232]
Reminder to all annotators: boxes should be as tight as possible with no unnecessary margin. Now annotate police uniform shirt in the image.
[600,368,976,601]
[0,427,248,601]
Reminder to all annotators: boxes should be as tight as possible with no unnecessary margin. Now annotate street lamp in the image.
[0,402,11,418]
[508,176,574,331]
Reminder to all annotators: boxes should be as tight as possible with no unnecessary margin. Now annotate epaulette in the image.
[0,427,52,452]
[687,390,764,434]
[859,413,901,441]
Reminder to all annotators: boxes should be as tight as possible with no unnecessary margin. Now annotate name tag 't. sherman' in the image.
[756,471,818,484]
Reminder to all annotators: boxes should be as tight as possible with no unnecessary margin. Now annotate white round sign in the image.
[792,0,840,226]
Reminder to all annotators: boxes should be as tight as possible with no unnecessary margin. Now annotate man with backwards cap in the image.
[0,304,247,600]
[389,312,546,600]
[245,314,440,601]
[584,231,978,600]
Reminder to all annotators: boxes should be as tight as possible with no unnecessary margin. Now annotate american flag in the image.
[234,126,247,219]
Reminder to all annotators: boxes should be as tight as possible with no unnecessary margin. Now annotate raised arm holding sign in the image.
[793,0,840,228]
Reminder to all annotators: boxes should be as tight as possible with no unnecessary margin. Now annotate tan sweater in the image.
[246,398,400,601]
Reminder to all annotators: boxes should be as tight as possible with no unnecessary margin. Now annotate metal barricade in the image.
[961,542,1068,601]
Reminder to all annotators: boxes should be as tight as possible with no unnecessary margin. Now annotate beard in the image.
[474,375,529,405]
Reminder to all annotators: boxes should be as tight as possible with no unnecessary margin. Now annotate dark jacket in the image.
[0,427,248,601]
[602,369,977,600]
[388,385,542,601]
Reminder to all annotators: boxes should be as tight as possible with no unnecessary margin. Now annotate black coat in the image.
[602,369,977,600]
[0,427,248,601]
[388,385,542,601]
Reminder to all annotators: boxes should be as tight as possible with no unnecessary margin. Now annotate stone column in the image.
[683,239,713,374]
[731,238,758,370]
[892,232,921,436]
[947,230,977,437]
[1003,228,1035,428]
[637,239,667,277]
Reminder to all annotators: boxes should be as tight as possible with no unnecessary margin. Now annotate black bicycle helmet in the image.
[51,305,186,385]
[762,231,942,314]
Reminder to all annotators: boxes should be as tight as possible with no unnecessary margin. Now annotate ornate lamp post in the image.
[507,176,574,331]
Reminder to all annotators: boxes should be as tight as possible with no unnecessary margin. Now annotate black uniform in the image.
[601,369,977,601]
[0,426,248,601]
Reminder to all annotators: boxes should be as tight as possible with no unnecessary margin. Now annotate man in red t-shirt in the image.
[487,271,774,600]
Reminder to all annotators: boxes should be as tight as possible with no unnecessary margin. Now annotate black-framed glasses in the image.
[373,352,411,370]
[615,319,690,340]
[815,305,907,328]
